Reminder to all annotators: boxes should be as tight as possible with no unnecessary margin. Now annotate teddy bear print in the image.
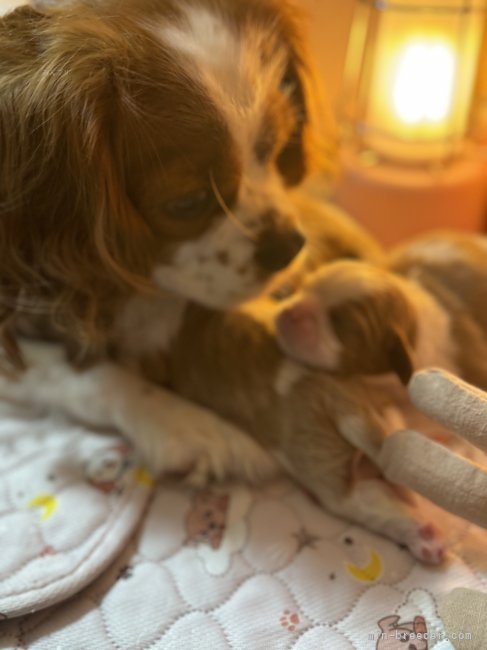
[376,615,428,650]
[185,490,229,550]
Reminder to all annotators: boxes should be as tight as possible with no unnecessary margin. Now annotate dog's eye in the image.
[162,189,213,219]
[280,64,298,94]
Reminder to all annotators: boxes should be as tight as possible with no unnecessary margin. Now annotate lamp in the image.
[342,0,486,164]
[335,0,487,245]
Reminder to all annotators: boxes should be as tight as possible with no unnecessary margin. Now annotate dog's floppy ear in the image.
[276,56,309,186]
[0,7,153,358]
[276,5,336,186]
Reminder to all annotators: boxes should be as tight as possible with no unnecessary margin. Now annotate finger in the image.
[409,369,487,453]
[379,430,487,529]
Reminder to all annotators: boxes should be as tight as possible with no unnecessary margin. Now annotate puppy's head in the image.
[275,261,418,384]
[0,0,319,350]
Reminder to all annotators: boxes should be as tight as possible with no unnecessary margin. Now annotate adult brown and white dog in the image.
[0,0,448,562]
[0,0,380,483]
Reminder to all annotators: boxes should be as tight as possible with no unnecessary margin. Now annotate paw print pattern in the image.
[280,609,300,632]
[185,490,229,550]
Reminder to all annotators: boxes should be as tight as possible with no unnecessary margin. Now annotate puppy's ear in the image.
[388,329,415,386]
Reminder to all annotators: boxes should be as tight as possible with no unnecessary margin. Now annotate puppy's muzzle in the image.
[254,220,305,272]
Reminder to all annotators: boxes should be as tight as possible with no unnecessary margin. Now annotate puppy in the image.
[0,0,386,487]
[276,233,487,390]
[273,233,487,503]
[148,296,445,564]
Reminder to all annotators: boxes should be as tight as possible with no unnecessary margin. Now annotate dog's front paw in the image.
[124,390,277,486]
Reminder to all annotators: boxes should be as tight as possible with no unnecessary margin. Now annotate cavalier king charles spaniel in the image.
[0,1,448,562]
[0,0,324,481]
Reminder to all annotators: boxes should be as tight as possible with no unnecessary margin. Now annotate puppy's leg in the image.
[324,479,445,565]
[0,340,277,484]
[287,441,445,564]
[279,382,445,565]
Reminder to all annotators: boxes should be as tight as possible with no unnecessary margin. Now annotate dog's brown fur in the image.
[0,0,326,368]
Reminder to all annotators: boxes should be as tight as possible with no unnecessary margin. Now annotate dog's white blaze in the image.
[153,6,301,306]
[160,4,292,203]
[161,7,242,96]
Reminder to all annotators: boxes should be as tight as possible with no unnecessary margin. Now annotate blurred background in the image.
[300,0,356,118]
[1,0,486,247]
[298,0,487,247]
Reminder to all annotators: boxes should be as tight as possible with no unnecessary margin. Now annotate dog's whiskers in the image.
[210,171,256,241]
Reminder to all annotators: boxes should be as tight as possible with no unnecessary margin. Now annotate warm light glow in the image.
[343,1,486,162]
[392,41,456,125]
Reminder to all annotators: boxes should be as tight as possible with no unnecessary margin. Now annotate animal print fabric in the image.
[0,402,153,619]
[0,400,485,649]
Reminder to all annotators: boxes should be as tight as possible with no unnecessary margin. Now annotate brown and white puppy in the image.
[273,233,487,495]
[275,233,487,391]
[0,0,319,478]
[155,298,445,564]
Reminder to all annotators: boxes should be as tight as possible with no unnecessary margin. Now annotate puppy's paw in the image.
[405,523,446,565]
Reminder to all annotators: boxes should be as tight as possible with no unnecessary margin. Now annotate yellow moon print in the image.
[346,549,383,583]
[28,494,58,522]
[134,466,154,487]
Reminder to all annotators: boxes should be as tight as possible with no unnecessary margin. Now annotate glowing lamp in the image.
[342,0,486,163]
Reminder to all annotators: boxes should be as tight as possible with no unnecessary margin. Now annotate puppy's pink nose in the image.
[276,302,319,349]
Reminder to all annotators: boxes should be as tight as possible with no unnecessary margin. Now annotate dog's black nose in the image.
[254,224,305,272]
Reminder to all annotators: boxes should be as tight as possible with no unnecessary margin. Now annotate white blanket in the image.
[0,402,485,650]
[0,402,152,619]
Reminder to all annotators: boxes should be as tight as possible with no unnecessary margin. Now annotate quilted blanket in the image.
[0,401,486,650]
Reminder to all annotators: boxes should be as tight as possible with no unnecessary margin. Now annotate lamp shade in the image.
[342,0,487,164]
